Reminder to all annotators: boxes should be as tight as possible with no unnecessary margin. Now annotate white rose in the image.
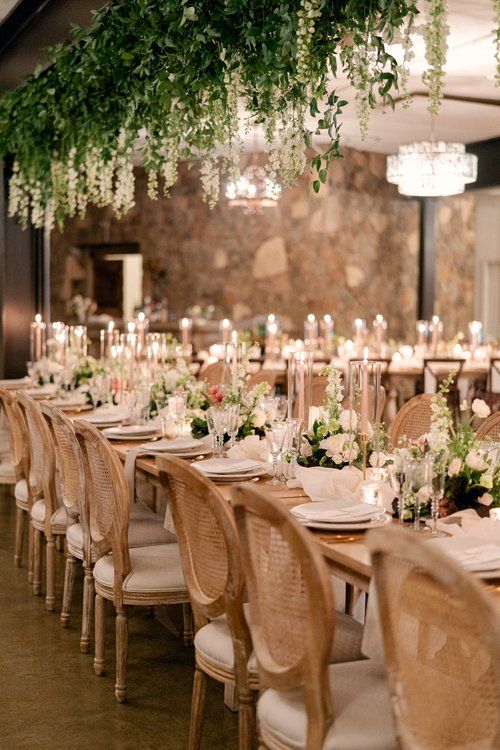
[465,451,488,472]
[369,451,387,468]
[252,409,267,429]
[477,492,494,507]
[320,434,345,455]
[447,458,462,476]
[471,399,491,420]
[339,409,357,432]
[332,453,344,465]
[479,473,493,490]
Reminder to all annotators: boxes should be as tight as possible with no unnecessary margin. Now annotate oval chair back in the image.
[232,483,334,749]
[388,394,433,448]
[368,526,500,749]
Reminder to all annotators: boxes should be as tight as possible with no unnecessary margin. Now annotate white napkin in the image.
[294,465,394,512]
[194,458,261,475]
[87,404,128,423]
[431,509,500,544]
[293,501,384,523]
[434,538,500,570]
[227,435,269,464]
[139,436,201,453]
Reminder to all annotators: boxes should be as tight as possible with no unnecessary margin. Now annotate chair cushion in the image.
[15,479,28,504]
[67,516,175,558]
[258,660,396,750]
[31,498,67,529]
[93,544,186,594]
[195,609,363,677]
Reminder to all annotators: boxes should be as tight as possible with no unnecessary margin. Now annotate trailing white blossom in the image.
[66,147,78,217]
[427,375,453,453]
[296,0,323,84]
[399,12,416,107]
[494,0,500,86]
[422,0,449,115]
[112,130,135,217]
[200,153,220,208]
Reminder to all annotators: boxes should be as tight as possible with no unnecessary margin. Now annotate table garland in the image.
[3,0,488,230]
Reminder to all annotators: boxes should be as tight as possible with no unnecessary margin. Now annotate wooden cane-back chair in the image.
[232,484,395,750]
[158,455,255,750]
[388,394,433,448]
[476,411,500,441]
[0,388,32,569]
[74,418,190,702]
[368,527,500,750]
[199,361,227,388]
[246,369,277,393]
[17,391,65,611]
[41,401,94,647]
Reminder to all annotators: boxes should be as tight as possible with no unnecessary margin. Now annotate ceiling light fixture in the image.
[225,126,281,213]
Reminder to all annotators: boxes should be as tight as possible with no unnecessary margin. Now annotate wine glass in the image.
[169,393,187,432]
[274,396,288,421]
[206,406,227,458]
[407,456,433,532]
[430,451,448,536]
[155,393,171,437]
[225,404,240,448]
[285,418,302,479]
[387,455,408,525]
[261,397,277,424]
[265,422,288,486]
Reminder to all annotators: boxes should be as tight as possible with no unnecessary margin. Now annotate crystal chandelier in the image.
[225,164,281,213]
[386,141,478,197]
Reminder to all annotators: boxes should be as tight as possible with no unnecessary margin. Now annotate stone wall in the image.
[50,147,474,341]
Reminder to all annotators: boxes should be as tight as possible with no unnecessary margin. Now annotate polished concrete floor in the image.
[0,486,238,749]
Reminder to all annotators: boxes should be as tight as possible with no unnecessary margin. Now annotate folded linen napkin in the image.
[86,404,129,423]
[194,458,262,475]
[292,501,385,523]
[431,509,500,544]
[432,535,500,571]
[294,465,394,512]
[139,436,202,453]
[227,435,269,464]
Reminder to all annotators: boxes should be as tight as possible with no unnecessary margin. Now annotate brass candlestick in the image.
[360,433,368,480]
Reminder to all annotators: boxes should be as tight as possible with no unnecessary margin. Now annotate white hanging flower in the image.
[421,0,449,115]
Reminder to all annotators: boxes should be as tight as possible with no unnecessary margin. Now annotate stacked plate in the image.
[85,407,127,429]
[102,424,162,441]
[52,395,92,412]
[291,500,389,531]
[192,458,266,482]
[139,436,211,458]
[24,384,59,399]
[432,536,500,579]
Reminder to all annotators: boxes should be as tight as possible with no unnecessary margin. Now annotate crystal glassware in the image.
[387,457,407,525]
[168,392,187,432]
[225,403,240,448]
[285,418,302,479]
[155,393,171,437]
[274,395,288,421]
[430,451,448,536]
[265,422,288,486]
[407,456,433,532]
[206,406,228,458]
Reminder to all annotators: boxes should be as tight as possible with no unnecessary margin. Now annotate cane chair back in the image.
[476,411,500,441]
[41,402,87,528]
[199,361,228,388]
[368,527,500,750]
[232,484,334,747]
[0,388,28,482]
[246,369,277,393]
[389,394,433,448]
[73,419,131,591]
[17,392,57,515]
[158,456,252,672]
[311,376,327,407]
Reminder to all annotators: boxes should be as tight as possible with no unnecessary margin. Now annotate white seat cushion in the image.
[258,660,396,750]
[14,479,28,505]
[93,544,186,594]
[195,608,363,676]
[66,516,175,558]
[31,498,67,529]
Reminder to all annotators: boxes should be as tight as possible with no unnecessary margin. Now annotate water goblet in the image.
[274,396,288,421]
[169,392,187,432]
[430,451,448,536]
[265,422,288,486]
[261,397,278,424]
[206,406,227,458]
[407,456,433,532]
[387,457,407,525]
[154,393,171,437]
[285,418,302,479]
[225,404,240,449]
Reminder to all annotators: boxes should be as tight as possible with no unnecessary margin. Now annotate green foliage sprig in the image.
[0,0,420,228]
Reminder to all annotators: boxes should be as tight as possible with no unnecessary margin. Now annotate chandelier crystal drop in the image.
[225,164,281,213]
[386,141,478,197]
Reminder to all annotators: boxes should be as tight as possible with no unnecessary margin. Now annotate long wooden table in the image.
[106,439,500,609]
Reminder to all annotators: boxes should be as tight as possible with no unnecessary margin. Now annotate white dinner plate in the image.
[295,515,391,531]
[52,399,92,412]
[24,385,59,399]
[201,467,267,482]
[193,458,263,476]
[103,425,161,440]
[292,500,386,525]
[432,536,500,573]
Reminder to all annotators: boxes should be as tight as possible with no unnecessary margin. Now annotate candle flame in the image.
[432,314,440,324]
[180,317,191,329]
[221,318,231,328]
[137,312,145,322]
[267,313,276,324]
[307,313,315,323]
[323,314,332,324]
[127,322,136,333]
[375,314,384,324]
[107,321,115,331]
[363,347,369,362]
[231,330,238,344]
[268,322,278,335]
[34,313,42,324]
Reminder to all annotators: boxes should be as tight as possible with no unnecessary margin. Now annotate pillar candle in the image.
[360,350,369,435]
[373,314,387,352]
[231,330,238,390]
[320,314,334,354]
[416,320,429,347]
[220,318,232,344]
[179,317,192,349]
[287,348,295,420]
[468,320,482,353]
[429,315,442,352]
[304,314,318,346]
[297,353,305,423]
[353,318,366,344]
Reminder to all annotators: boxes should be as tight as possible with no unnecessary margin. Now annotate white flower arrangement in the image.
[421,0,449,115]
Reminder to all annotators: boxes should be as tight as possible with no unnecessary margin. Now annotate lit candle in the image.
[231,330,238,390]
[360,348,369,435]
[468,320,482,354]
[99,329,105,361]
[152,340,160,378]
[30,314,45,361]
[416,320,429,347]
[353,318,366,344]
[179,317,192,349]
[136,312,147,351]
[373,314,387,352]
[219,318,233,344]
[304,314,318,346]
[297,352,305,422]
[320,314,334,354]
[287,347,296,419]
[266,322,278,357]
[429,315,442,352]
[106,321,115,359]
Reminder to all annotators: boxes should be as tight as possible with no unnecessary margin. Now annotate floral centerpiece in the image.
[297,365,382,469]
[150,359,210,416]
[191,344,271,441]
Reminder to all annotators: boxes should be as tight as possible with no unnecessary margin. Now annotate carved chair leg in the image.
[183,602,194,646]
[189,667,207,750]
[238,691,256,750]
[94,593,106,675]
[27,520,34,584]
[14,507,26,567]
[115,606,128,703]
[80,562,94,654]
[60,552,76,627]
[33,528,42,596]
[45,534,56,611]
